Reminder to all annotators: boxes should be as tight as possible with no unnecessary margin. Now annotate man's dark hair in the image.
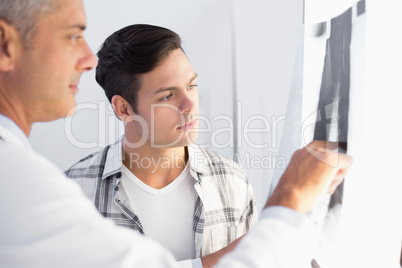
[96,24,183,114]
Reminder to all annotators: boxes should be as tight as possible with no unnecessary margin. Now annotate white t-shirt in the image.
[121,163,197,261]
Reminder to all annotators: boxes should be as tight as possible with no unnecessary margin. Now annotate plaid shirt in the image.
[65,138,258,257]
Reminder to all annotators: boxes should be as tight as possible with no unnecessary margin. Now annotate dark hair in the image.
[95,24,183,113]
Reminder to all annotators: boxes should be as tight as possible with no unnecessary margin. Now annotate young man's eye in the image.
[187,84,198,90]
[160,93,173,101]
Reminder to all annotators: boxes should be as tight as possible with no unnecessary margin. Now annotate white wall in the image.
[232,0,303,211]
[29,0,302,211]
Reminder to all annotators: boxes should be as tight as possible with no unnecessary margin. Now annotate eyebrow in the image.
[153,73,198,95]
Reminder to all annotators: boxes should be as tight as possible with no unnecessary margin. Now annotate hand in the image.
[201,235,244,268]
[265,140,353,213]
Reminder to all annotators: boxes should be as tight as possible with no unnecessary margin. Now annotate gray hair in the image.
[0,0,54,43]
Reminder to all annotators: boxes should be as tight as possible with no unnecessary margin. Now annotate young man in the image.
[0,0,352,267]
[65,24,257,268]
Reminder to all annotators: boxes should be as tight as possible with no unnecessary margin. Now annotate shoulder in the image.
[64,145,111,179]
[0,142,61,177]
[0,142,81,197]
[188,144,247,183]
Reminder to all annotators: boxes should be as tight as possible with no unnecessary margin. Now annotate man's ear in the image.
[0,20,21,72]
[111,95,135,122]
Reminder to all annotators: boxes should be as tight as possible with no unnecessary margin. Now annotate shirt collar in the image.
[187,143,209,175]
[101,136,124,180]
[0,113,32,150]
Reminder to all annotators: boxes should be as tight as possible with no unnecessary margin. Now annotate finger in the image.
[326,153,352,193]
[326,177,344,194]
[307,140,340,152]
[304,145,341,168]
[337,153,353,174]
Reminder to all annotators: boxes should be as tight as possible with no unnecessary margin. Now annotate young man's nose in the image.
[180,92,196,114]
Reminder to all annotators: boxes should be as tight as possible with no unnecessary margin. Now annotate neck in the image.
[122,138,187,189]
[0,89,31,136]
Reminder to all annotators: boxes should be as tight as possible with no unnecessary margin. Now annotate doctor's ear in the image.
[111,95,136,121]
[0,20,22,72]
